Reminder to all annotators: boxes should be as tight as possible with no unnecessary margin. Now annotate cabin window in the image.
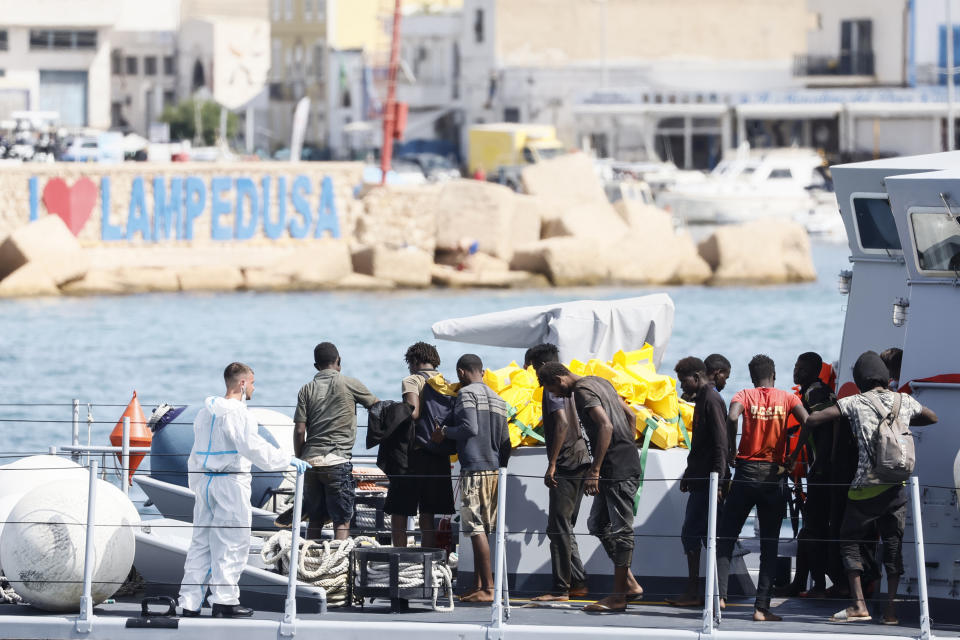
[853,197,901,251]
[911,211,960,272]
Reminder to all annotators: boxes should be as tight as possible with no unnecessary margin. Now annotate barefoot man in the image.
[538,362,644,613]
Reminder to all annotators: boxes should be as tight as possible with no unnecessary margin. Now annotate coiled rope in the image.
[0,575,21,605]
[363,559,454,612]
[260,532,452,611]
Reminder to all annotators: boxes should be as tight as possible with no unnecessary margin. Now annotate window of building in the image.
[112,49,123,75]
[272,0,281,20]
[853,197,901,252]
[272,39,282,79]
[163,90,176,107]
[30,29,98,50]
[503,107,520,122]
[474,9,484,43]
[315,0,324,20]
[126,56,138,75]
[0,30,7,51]
[840,19,874,75]
[163,56,175,75]
[111,101,124,128]
[30,29,97,50]
[285,0,293,20]
[305,0,313,20]
[144,56,157,76]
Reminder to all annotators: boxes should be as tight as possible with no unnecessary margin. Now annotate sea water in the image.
[0,242,851,455]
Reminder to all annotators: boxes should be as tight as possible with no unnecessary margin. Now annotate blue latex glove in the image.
[290,457,311,474]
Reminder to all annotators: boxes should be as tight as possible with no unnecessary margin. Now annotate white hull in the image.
[133,517,326,613]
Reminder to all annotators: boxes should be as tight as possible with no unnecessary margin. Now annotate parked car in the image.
[398,153,461,182]
[61,136,100,162]
[272,145,330,161]
[361,161,429,186]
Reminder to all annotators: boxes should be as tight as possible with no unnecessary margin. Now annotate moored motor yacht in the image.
[658,147,832,226]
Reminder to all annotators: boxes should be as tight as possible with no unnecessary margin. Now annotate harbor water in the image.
[0,241,850,455]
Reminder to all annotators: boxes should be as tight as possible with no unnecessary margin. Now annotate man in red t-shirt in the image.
[716,355,808,622]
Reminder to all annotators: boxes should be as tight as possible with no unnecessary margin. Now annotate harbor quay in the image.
[0,155,818,297]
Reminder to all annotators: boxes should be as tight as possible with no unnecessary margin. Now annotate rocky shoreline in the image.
[0,154,817,298]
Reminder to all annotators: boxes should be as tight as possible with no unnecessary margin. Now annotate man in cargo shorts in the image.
[431,354,511,602]
[800,351,938,624]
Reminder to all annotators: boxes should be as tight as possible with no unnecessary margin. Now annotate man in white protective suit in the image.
[178,362,311,618]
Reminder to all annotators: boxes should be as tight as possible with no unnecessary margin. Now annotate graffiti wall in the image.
[0,162,364,246]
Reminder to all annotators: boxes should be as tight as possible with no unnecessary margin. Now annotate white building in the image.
[395,8,462,146]
[0,0,122,129]
[798,0,907,87]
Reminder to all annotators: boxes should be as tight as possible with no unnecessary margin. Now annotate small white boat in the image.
[658,147,831,225]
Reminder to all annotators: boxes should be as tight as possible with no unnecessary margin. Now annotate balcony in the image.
[793,52,875,77]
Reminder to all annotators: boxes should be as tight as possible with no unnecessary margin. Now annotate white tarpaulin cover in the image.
[431,294,674,367]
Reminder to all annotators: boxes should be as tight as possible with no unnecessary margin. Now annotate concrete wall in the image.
[0,0,120,26]
[492,0,808,65]
[0,162,364,247]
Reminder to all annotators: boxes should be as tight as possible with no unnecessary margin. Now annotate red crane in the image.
[380,0,405,185]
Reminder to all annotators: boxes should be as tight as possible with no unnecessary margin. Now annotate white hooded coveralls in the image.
[178,397,291,610]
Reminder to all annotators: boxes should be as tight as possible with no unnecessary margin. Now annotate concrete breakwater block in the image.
[698,219,817,285]
[177,265,245,291]
[0,263,60,297]
[61,267,181,295]
[352,245,433,288]
[430,264,548,289]
[270,242,353,289]
[432,180,540,262]
[0,215,89,286]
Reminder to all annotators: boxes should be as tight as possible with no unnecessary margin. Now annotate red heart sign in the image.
[42,177,97,236]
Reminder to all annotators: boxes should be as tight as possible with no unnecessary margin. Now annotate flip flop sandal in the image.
[882,618,900,626]
[583,602,627,613]
[829,609,872,623]
[625,591,644,602]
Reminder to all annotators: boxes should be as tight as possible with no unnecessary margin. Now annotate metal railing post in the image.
[76,460,99,633]
[71,399,80,462]
[910,476,932,640]
[121,416,130,496]
[280,469,305,637]
[491,467,508,628]
[702,471,719,635]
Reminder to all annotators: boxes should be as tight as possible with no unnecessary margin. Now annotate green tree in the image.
[160,99,238,146]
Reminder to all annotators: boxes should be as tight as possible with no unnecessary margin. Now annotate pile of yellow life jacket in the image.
[482,343,694,451]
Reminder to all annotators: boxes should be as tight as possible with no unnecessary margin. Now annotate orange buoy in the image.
[109,391,151,485]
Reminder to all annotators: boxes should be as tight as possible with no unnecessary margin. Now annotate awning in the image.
[572,103,728,118]
[431,294,675,367]
[735,102,844,120]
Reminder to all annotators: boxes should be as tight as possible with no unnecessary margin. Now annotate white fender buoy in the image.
[0,478,140,611]
[0,456,85,543]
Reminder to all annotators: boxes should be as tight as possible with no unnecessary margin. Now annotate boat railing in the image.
[0,400,952,639]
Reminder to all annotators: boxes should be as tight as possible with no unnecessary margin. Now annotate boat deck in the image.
[1,595,957,640]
